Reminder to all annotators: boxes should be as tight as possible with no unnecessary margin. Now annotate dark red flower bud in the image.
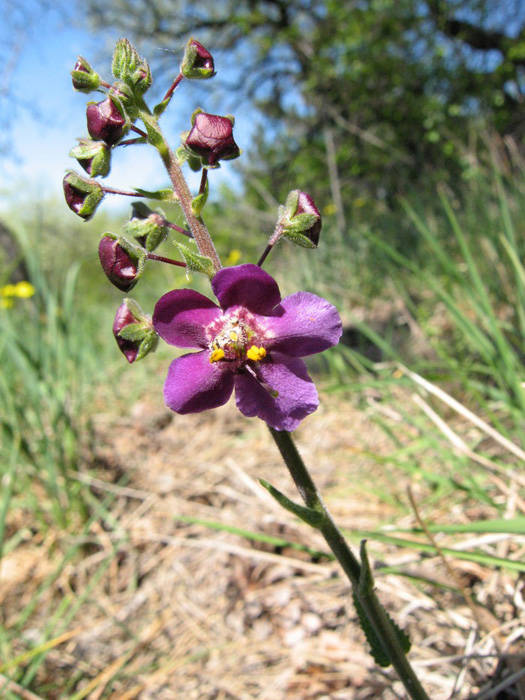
[113,299,158,363]
[294,191,322,246]
[98,234,146,291]
[69,138,111,177]
[184,112,240,166]
[71,56,100,92]
[86,97,126,146]
[63,171,104,220]
[124,202,167,252]
[113,301,140,362]
[282,190,322,248]
[181,39,215,80]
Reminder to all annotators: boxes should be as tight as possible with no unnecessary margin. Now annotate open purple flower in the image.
[153,264,342,431]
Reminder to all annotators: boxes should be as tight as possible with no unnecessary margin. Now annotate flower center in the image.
[206,307,267,367]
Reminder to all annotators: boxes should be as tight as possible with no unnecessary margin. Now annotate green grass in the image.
[0,225,109,529]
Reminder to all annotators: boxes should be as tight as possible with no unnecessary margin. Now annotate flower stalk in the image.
[137,100,222,271]
[147,253,186,267]
[268,427,430,700]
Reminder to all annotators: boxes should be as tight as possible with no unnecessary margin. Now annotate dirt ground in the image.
[2,388,524,699]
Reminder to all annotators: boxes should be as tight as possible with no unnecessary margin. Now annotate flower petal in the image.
[153,289,220,348]
[234,352,318,431]
[212,264,281,315]
[164,351,234,414]
[264,292,342,356]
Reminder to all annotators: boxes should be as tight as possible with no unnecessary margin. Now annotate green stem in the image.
[138,102,221,272]
[268,427,429,700]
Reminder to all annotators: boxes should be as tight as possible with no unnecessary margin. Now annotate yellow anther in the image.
[246,345,266,362]
[229,331,238,341]
[209,347,225,363]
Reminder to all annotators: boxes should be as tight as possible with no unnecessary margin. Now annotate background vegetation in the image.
[1,1,524,696]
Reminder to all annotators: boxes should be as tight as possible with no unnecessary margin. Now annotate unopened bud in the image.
[184,112,240,166]
[181,38,215,80]
[131,62,152,94]
[281,190,322,248]
[69,138,111,177]
[63,171,104,220]
[71,56,100,92]
[112,38,152,95]
[113,298,158,363]
[124,202,167,252]
[86,97,127,146]
[98,233,146,291]
[109,81,139,121]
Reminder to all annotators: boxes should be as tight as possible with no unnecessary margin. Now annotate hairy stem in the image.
[138,101,221,271]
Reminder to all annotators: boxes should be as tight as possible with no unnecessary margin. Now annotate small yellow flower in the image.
[0,284,17,297]
[225,249,242,266]
[14,281,35,298]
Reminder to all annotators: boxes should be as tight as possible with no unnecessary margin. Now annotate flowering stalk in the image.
[137,99,221,271]
[65,38,429,696]
[101,186,148,197]
[130,124,148,138]
[162,73,183,103]
[256,222,282,267]
[268,428,430,700]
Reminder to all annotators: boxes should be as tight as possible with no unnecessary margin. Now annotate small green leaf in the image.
[285,212,318,233]
[282,229,318,249]
[352,541,411,666]
[136,330,158,360]
[142,118,165,150]
[259,479,325,528]
[133,188,175,201]
[191,182,208,217]
[117,322,147,342]
[175,242,215,278]
[352,593,390,667]
[154,98,171,118]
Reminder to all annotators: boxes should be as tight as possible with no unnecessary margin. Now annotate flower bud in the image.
[183,112,240,166]
[69,138,111,177]
[86,97,127,146]
[98,233,146,291]
[112,38,152,95]
[113,298,158,363]
[63,171,104,220]
[131,62,152,95]
[281,190,322,248]
[71,56,100,92]
[109,82,139,121]
[181,38,215,80]
[124,202,167,252]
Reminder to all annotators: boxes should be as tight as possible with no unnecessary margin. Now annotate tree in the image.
[83,0,525,217]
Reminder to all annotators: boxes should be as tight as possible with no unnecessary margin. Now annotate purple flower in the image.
[153,264,342,431]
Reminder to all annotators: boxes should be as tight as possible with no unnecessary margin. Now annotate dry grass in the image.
[1,389,523,699]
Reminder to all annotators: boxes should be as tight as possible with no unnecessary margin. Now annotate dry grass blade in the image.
[399,364,525,467]
[0,674,45,700]
[411,393,525,510]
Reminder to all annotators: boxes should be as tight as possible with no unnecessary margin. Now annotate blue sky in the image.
[1,5,246,214]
